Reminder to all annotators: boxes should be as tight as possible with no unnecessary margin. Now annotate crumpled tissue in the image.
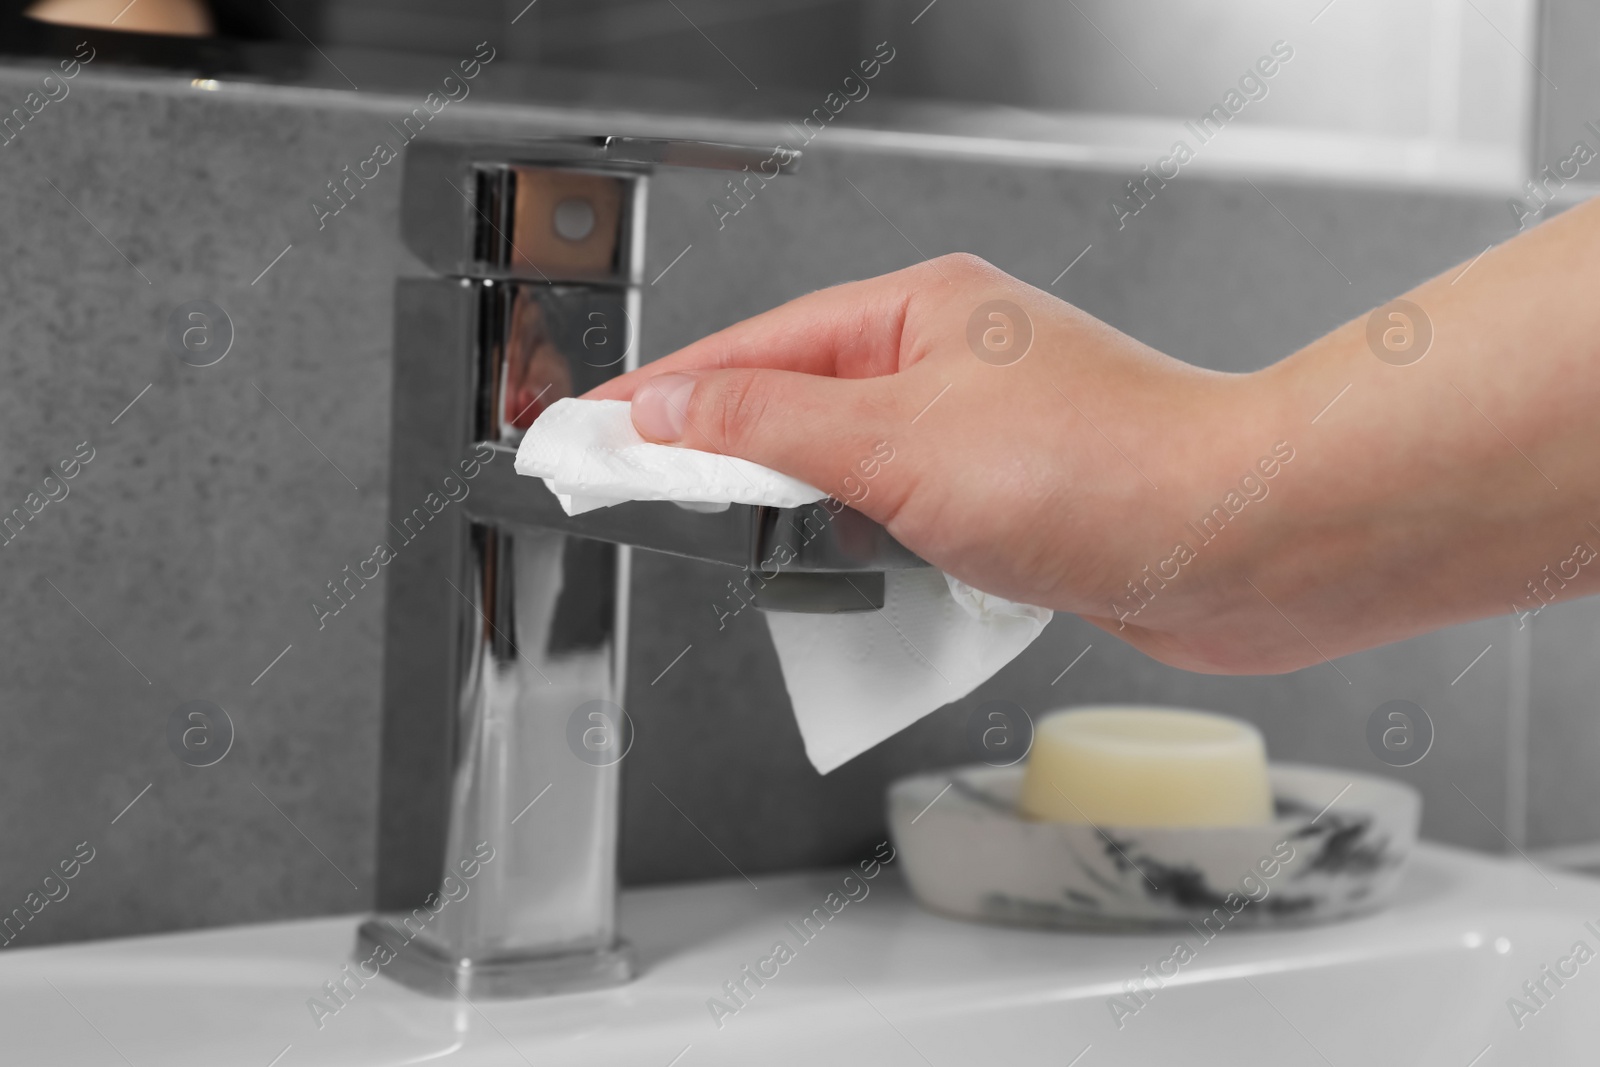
[515,397,1053,773]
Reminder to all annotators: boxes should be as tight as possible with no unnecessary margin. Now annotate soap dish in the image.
[887,762,1420,931]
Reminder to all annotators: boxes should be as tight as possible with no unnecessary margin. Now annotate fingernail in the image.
[632,373,696,442]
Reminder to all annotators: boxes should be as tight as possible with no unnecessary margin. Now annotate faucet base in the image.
[355,918,635,1000]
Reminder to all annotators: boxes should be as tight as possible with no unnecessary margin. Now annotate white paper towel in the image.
[515,398,827,515]
[515,397,1053,773]
[765,570,1052,773]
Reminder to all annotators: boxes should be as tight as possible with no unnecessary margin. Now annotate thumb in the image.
[630,367,909,517]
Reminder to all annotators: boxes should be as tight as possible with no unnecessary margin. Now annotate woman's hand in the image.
[585,254,1270,671]
[589,197,1600,676]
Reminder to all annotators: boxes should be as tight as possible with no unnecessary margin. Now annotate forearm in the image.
[1156,196,1600,670]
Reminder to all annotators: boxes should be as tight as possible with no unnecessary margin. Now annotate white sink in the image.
[3,842,1589,1065]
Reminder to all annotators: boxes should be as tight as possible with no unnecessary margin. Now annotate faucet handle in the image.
[746,502,928,612]
[750,502,922,572]
[464,449,926,611]
[748,570,889,612]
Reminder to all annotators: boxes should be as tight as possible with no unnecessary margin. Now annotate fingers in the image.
[584,270,917,403]
[629,366,914,521]
[585,254,1020,404]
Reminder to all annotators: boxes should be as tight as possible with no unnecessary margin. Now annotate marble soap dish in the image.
[887,762,1420,931]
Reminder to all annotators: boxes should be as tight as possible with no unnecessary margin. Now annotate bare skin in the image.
[585,197,1600,675]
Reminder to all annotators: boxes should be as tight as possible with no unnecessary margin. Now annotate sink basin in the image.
[2,842,1586,1065]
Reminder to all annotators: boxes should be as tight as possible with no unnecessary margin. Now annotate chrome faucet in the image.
[359,137,926,998]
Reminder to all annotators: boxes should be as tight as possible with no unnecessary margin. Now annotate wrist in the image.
[1106,365,1306,671]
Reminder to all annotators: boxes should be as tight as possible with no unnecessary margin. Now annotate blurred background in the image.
[1,0,1599,947]
[0,0,1574,181]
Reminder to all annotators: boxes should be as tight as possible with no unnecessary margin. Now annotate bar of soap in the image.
[1017,706,1272,827]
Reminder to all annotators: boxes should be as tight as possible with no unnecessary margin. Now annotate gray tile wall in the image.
[0,61,1582,948]
[1527,599,1600,852]
[0,66,407,946]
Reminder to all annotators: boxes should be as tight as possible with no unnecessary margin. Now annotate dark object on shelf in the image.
[0,0,318,81]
